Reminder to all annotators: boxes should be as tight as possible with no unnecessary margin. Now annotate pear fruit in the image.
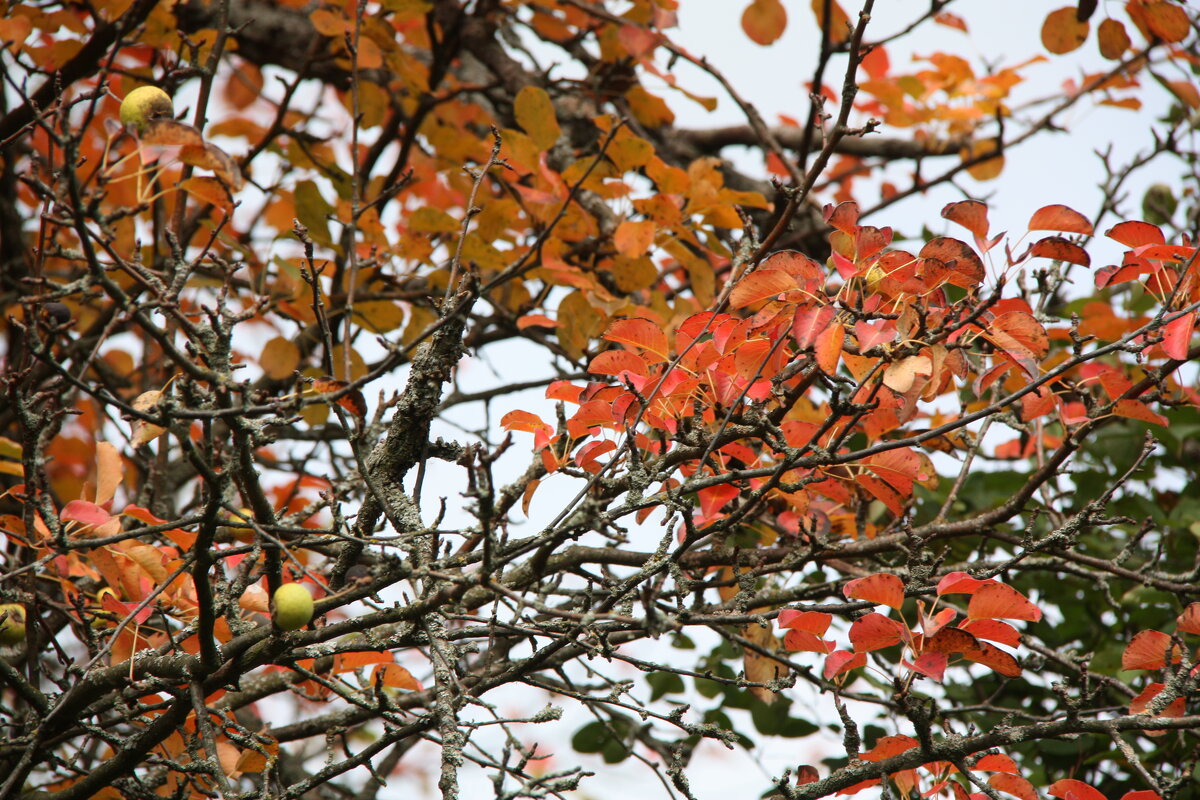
[120,86,173,134]
[272,584,314,631]
[0,604,26,646]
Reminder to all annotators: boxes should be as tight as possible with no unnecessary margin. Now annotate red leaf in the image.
[906,651,947,682]
[1029,236,1091,267]
[1122,629,1182,670]
[862,735,918,761]
[1129,681,1186,722]
[989,773,1037,800]
[61,499,113,527]
[848,612,905,651]
[942,200,989,240]
[962,642,1022,677]
[588,350,649,378]
[824,201,860,234]
[823,649,866,679]
[730,270,798,310]
[373,662,423,691]
[697,482,739,521]
[936,572,992,595]
[1112,399,1168,428]
[926,627,981,654]
[920,237,985,287]
[844,573,905,610]
[1161,311,1195,360]
[333,650,394,673]
[603,318,670,362]
[975,754,1019,773]
[517,313,557,330]
[815,322,844,374]
[778,609,832,635]
[960,619,1022,647]
[796,765,819,786]
[967,583,1042,621]
[1028,204,1093,235]
[1120,793,1162,800]
[783,630,834,653]
[1106,220,1164,248]
[934,11,968,32]
[1176,602,1200,635]
[1048,780,1106,800]
[855,320,896,350]
[792,304,836,349]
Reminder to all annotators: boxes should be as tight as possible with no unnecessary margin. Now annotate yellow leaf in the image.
[514,86,561,151]
[261,337,301,380]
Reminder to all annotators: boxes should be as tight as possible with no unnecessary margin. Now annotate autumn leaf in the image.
[741,0,787,46]
[1041,7,1089,54]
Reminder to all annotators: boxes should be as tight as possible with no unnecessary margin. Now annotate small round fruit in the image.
[272,584,314,631]
[119,86,174,134]
[0,604,26,646]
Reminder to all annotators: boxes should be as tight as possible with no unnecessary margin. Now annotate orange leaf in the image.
[975,754,1020,773]
[934,11,968,32]
[262,337,300,380]
[514,85,561,151]
[810,0,850,45]
[783,629,834,653]
[936,571,992,595]
[989,309,1049,361]
[925,627,980,654]
[1129,0,1190,43]
[778,609,832,635]
[844,573,905,610]
[1097,18,1131,58]
[588,350,649,378]
[731,270,798,310]
[1161,310,1195,360]
[1029,236,1091,267]
[990,773,1038,800]
[960,619,1022,647]
[862,735,918,761]
[1041,7,1089,54]
[1048,780,1106,800]
[1106,220,1164,248]
[1176,602,1200,635]
[373,662,423,691]
[815,321,844,375]
[1112,399,1168,427]
[1121,629,1182,670]
[1028,204,1094,235]
[919,237,985,287]
[334,650,394,673]
[792,304,835,349]
[614,219,656,258]
[741,0,787,46]
[848,612,905,651]
[941,200,989,240]
[1129,681,1186,723]
[967,582,1042,621]
[602,318,670,362]
[962,642,1022,677]
[823,649,866,679]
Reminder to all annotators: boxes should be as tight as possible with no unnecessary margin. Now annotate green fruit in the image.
[0,604,26,646]
[272,584,314,631]
[119,86,173,134]
[1142,183,1177,226]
